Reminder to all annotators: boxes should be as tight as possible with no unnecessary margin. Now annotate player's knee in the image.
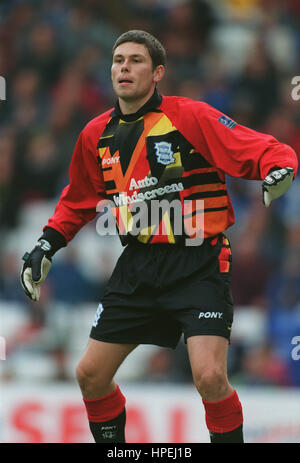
[193,367,227,399]
[76,360,110,392]
[76,361,93,388]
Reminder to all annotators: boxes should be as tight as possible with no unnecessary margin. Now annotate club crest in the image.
[154,141,175,166]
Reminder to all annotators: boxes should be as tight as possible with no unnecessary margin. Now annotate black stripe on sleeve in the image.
[183,190,227,201]
[183,172,225,188]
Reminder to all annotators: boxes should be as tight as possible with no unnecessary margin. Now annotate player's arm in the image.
[189,102,298,205]
[21,129,106,301]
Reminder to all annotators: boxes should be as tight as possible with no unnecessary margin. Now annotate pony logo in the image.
[100,425,117,440]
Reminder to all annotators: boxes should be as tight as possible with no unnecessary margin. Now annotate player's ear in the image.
[153,65,165,84]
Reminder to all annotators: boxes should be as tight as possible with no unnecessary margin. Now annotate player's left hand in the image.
[20,239,52,301]
[262,167,294,207]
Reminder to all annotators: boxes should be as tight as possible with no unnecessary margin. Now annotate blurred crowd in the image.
[0,0,300,387]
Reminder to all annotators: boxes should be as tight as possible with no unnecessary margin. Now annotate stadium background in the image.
[0,0,300,443]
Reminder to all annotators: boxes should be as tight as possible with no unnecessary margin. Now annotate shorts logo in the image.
[198,312,223,319]
[93,303,104,327]
[154,141,175,165]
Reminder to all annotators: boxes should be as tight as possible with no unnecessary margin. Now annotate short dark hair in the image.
[112,30,166,69]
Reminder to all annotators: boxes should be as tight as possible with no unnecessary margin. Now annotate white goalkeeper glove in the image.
[262,167,294,208]
[21,239,52,301]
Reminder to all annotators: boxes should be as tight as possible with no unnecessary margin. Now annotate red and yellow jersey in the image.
[45,91,298,245]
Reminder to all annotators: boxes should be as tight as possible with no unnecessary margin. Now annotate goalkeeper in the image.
[21,30,298,443]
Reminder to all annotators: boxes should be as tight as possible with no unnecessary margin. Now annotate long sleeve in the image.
[161,97,298,181]
[44,126,107,243]
[189,101,298,180]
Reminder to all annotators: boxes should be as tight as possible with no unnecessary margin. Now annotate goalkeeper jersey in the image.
[45,90,298,245]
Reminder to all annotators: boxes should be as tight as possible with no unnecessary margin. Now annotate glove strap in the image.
[38,227,66,256]
[22,252,31,262]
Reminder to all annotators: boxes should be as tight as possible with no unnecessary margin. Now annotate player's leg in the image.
[187,335,243,443]
[76,338,137,443]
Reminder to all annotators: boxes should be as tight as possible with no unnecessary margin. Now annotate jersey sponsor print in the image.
[97,110,227,245]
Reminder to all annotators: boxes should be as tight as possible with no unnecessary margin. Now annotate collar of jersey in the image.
[110,88,162,122]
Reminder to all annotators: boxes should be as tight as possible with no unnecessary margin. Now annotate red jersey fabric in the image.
[45,93,298,244]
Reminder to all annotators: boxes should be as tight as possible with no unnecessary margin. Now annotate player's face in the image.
[111,42,164,109]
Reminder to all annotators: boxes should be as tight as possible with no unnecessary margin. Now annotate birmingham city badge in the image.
[154,141,175,166]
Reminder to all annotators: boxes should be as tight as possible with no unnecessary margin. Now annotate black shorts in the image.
[90,233,234,349]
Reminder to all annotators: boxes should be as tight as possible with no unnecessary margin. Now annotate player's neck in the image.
[118,89,155,115]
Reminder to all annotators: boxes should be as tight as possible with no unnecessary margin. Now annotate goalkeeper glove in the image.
[21,239,52,301]
[262,167,294,208]
[21,228,66,301]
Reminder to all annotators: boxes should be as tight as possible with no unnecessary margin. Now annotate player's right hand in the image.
[20,239,52,301]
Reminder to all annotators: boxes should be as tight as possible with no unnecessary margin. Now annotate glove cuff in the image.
[39,227,67,256]
[267,166,282,174]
